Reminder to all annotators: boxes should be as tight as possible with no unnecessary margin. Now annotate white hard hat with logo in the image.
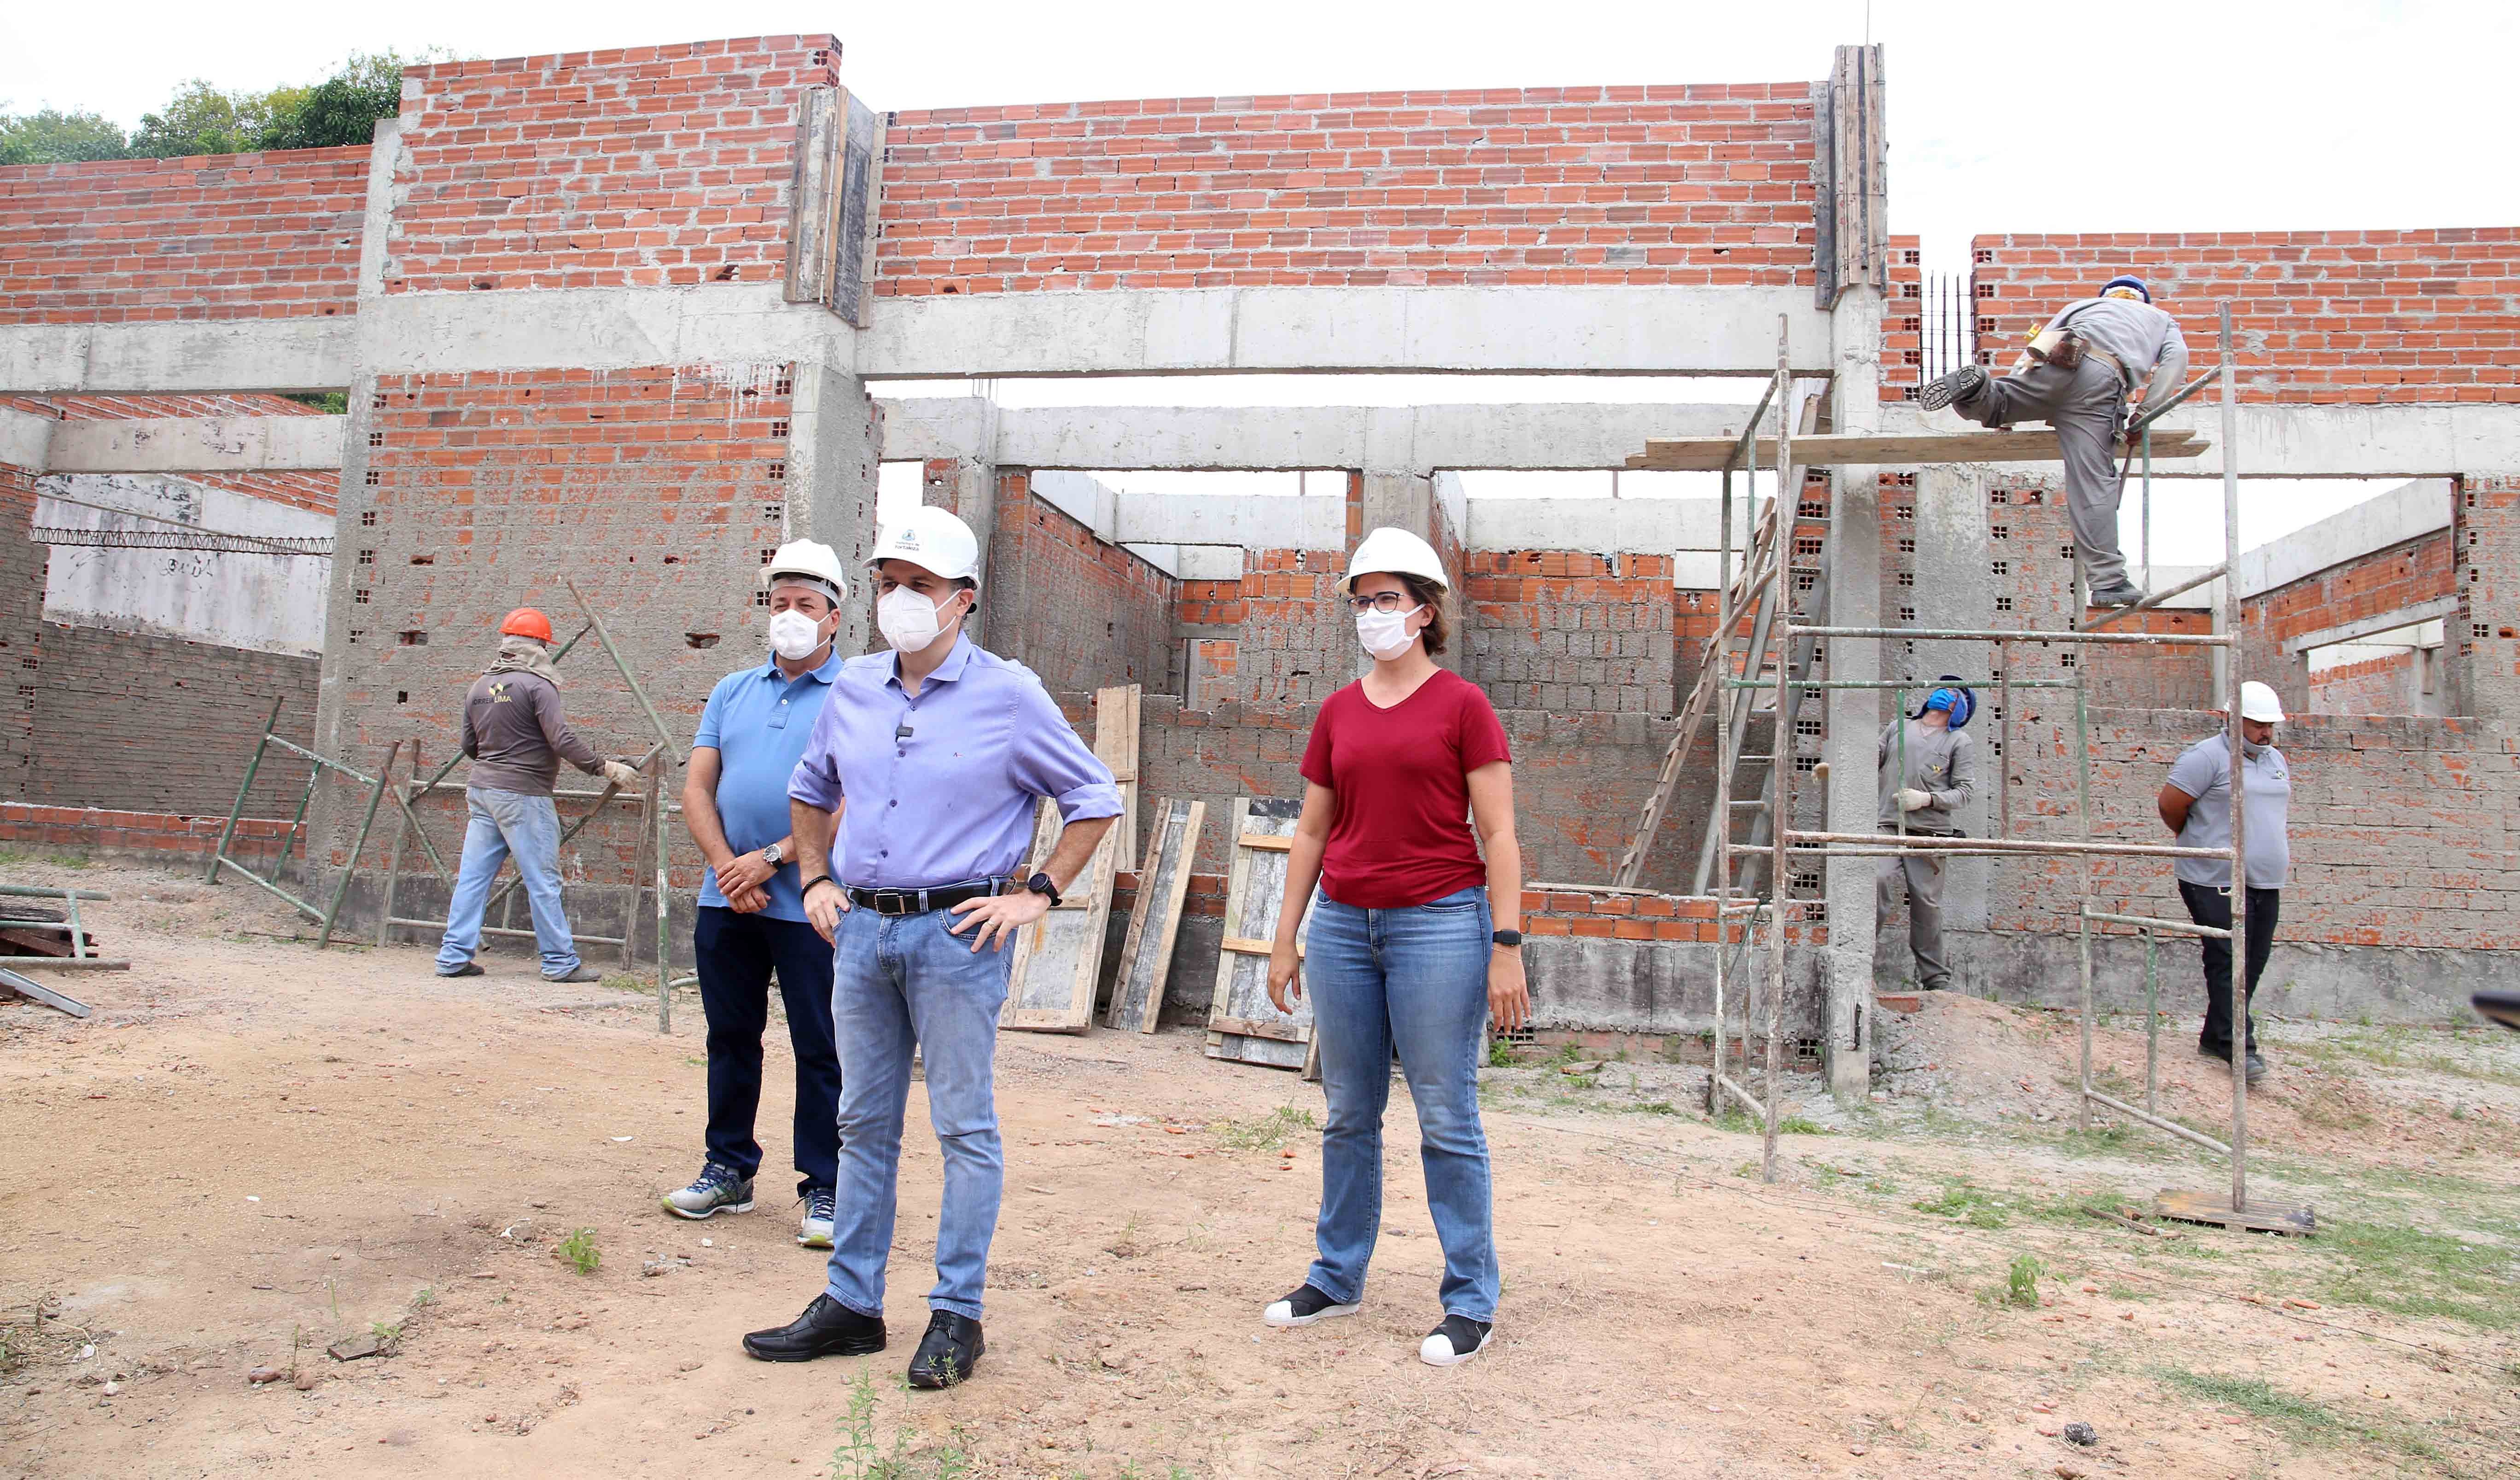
[2238,681,2286,723]
[1344,526,1449,592]
[759,538,851,603]
[865,506,981,582]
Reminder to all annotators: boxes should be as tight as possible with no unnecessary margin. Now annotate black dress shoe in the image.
[906,1310,984,1389]
[741,1294,886,1362]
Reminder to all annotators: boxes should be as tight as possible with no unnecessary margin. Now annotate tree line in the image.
[0,52,442,165]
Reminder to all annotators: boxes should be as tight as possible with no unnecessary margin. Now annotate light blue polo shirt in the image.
[692,651,845,921]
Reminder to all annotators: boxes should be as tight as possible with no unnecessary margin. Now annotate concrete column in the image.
[1907,465,1997,949]
[786,362,884,658]
[1359,471,1435,544]
[1820,285,1884,1106]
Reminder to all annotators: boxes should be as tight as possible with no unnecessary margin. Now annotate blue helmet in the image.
[1915,675,1976,729]
[2099,274,2151,303]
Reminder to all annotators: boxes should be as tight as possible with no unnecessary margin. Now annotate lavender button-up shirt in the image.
[787,634,1122,889]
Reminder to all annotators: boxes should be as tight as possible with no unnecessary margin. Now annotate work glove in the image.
[602,760,644,790]
[1894,787,1932,813]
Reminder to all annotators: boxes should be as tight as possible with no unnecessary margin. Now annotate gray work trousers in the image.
[1952,355,2132,589]
[1876,850,1949,987]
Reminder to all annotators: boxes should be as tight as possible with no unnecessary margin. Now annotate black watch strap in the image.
[1026,871,1062,909]
[1491,929,1523,947]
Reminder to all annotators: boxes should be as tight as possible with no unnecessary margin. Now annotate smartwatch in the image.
[761,841,785,868]
[1491,929,1524,948]
[1025,871,1063,909]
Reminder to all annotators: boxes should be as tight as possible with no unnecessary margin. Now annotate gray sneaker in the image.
[544,964,604,984]
[2087,582,2148,608]
[798,1186,836,1248]
[664,1161,755,1220]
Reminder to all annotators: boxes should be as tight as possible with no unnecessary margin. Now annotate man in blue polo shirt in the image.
[662,541,853,1247]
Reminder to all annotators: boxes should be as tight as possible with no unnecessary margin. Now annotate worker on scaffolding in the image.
[2158,681,2292,1086]
[435,607,642,983]
[1919,274,2189,608]
[1876,677,1979,991]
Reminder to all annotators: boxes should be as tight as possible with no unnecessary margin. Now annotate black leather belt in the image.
[844,877,1012,917]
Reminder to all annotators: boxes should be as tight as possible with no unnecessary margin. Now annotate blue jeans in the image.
[694,906,842,1197]
[1305,885,1500,1323]
[823,902,1013,1323]
[435,787,579,977]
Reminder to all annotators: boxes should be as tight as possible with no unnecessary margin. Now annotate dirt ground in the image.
[3,859,2516,1479]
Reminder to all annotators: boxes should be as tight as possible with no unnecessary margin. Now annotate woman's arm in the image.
[1266,781,1338,1014]
[1467,760,1529,1032]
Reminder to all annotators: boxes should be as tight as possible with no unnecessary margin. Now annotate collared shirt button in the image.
[888,799,897,807]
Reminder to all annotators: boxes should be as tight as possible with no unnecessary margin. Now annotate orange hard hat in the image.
[499,607,554,643]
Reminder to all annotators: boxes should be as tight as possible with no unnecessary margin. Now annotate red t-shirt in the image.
[1299,668,1512,909]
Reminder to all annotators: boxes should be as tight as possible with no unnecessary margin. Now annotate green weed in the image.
[2317,1219,2518,1329]
[1998,1254,2046,1309]
[1913,1181,2012,1230]
[2152,1366,2339,1441]
[556,1227,601,1276]
[1214,1105,1317,1150]
[1777,1115,1831,1136]
[369,1319,403,1352]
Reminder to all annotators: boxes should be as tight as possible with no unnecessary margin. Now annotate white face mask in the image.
[876,585,954,653]
[767,608,828,661]
[1354,603,1423,661]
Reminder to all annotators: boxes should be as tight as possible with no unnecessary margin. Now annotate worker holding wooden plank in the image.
[662,541,853,1249]
[1919,274,2190,607]
[739,507,1119,1390]
[1260,526,1528,1369]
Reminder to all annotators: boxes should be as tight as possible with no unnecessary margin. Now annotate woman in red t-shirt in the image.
[1259,526,1528,1368]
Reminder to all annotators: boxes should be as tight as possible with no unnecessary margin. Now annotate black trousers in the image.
[2177,881,2280,1054]
[693,905,842,1196]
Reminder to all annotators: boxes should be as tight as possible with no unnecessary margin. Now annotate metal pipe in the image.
[653,763,671,1033]
[274,763,322,887]
[1785,830,2235,861]
[2075,672,2095,1132]
[2123,366,2221,438]
[477,740,668,921]
[2220,301,2251,1214]
[2083,1088,2231,1155]
[316,740,401,951]
[209,855,322,920]
[263,733,377,787]
[391,917,628,947]
[375,797,406,948]
[561,575,681,757]
[207,696,284,884]
[1762,312,1791,1187]
[0,884,113,901]
[1997,639,2012,841]
[64,888,86,960]
[1789,624,2229,647]
[1723,677,2075,690]
[2082,908,2231,941]
[2,958,129,971]
[2145,931,2161,1114]
[2081,562,2231,633]
[1712,1072,1762,1121]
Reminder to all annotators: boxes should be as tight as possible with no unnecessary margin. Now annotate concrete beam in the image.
[2284,595,2463,657]
[857,286,1834,379]
[0,319,357,396]
[876,397,1765,472]
[0,403,52,471]
[1463,497,1755,555]
[355,284,852,378]
[2233,478,2451,597]
[1881,401,2520,477]
[1110,491,1347,550]
[45,415,347,474]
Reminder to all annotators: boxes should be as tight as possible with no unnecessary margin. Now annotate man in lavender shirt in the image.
[739,507,1120,1390]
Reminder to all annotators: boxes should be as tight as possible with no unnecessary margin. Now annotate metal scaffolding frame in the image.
[1701,304,2281,1228]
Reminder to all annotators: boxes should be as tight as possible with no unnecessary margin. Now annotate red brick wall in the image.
[1882,233,1921,401]
[1968,230,2520,403]
[0,802,302,868]
[876,84,1817,296]
[27,623,321,817]
[387,37,838,293]
[986,480,1179,697]
[0,149,368,323]
[1,392,340,516]
[0,461,44,795]
[2310,650,2421,716]
[1459,549,1675,713]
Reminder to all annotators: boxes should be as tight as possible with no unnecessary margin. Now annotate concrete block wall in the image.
[2241,529,2457,713]
[2312,650,2427,716]
[2457,475,2520,726]
[385,38,839,293]
[985,479,1179,698]
[876,84,1820,296]
[24,623,321,817]
[1458,550,1676,713]
[1969,229,2520,403]
[0,148,369,321]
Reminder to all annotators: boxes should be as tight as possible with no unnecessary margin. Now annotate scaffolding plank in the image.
[1000,685,1138,1033]
[1205,798,1312,1070]
[2153,1188,2316,1236]
[0,965,91,1018]
[1626,428,2208,471]
[1105,796,1204,1034]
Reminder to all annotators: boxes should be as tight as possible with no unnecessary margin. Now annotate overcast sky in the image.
[4,1,2496,557]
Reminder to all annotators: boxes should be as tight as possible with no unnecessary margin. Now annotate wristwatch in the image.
[1025,871,1063,909]
[1491,929,1523,948]
[761,841,785,868]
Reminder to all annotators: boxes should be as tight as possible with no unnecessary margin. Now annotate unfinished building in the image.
[2,36,2514,1100]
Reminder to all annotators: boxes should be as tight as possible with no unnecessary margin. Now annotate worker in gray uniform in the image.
[1919,275,2189,607]
[1876,679,1979,991]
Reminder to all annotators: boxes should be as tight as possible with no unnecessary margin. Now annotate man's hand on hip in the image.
[947,889,1049,953]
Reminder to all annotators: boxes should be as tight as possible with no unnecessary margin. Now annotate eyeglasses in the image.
[1344,593,1414,613]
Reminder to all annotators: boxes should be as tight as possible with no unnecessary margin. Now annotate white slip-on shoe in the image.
[1262,1283,1361,1328]
[1419,1314,1493,1367]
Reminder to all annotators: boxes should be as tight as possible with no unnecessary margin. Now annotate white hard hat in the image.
[759,539,851,603]
[2239,681,2286,723]
[1344,526,1448,593]
[865,506,981,582]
